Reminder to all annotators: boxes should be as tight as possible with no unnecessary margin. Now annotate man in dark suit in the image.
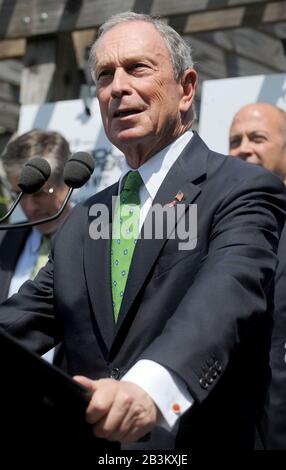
[229,102,286,449]
[0,130,71,363]
[0,13,285,450]
[0,129,71,302]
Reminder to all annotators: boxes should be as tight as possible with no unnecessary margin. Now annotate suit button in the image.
[210,367,218,379]
[199,378,209,390]
[110,367,120,379]
[214,361,222,373]
[205,373,213,385]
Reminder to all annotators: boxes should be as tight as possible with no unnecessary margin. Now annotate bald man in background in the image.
[229,102,286,449]
[229,103,286,181]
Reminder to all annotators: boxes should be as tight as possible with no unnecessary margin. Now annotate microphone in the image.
[0,152,95,230]
[18,157,52,194]
[0,157,51,223]
[63,151,95,188]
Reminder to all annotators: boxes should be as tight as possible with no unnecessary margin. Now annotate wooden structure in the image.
[1,0,286,148]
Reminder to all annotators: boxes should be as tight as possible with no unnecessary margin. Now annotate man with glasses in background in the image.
[0,130,71,361]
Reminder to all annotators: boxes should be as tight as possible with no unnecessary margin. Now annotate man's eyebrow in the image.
[249,130,269,137]
[96,61,113,70]
[229,133,241,139]
[97,54,157,68]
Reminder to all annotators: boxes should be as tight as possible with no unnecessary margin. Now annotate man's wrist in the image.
[121,359,194,429]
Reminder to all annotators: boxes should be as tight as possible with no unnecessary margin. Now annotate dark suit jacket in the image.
[0,227,31,303]
[0,227,66,368]
[266,225,286,449]
[0,134,285,449]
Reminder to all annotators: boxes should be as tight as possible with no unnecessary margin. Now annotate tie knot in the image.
[121,171,143,205]
[122,171,143,193]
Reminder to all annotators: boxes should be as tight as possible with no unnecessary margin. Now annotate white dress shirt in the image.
[120,130,194,429]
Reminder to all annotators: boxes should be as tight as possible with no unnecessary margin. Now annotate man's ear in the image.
[179,69,197,114]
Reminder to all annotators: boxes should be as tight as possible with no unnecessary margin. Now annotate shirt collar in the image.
[119,130,193,201]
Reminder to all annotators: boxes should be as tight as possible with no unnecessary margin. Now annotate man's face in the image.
[8,171,68,234]
[95,21,196,164]
[229,104,286,178]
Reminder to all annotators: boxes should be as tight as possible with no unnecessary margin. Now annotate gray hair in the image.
[89,12,196,122]
[1,129,70,186]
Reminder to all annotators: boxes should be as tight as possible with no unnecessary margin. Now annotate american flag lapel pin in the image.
[175,191,184,202]
[168,191,184,207]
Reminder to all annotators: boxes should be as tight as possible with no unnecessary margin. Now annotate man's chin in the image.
[112,129,148,146]
[33,217,54,233]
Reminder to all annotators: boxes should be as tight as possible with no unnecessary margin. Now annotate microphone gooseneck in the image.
[0,152,95,230]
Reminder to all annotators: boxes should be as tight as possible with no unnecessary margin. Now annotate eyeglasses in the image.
[10,186,55,201]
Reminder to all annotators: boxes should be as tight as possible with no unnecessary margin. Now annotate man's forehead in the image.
[235,105,283,124]
[231,107,272,130]
[96,21,167,58]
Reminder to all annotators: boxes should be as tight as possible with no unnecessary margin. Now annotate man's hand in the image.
[74,376,158,443]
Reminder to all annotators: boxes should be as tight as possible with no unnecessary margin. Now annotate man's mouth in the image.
[113,108,143,118]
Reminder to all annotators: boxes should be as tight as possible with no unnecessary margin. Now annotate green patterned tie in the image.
[30,235,50,280]
[111,171,143,321]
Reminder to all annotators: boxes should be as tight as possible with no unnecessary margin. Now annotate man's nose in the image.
[111,68,132,98]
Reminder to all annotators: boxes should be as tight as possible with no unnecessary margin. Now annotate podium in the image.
[0,327,119,460]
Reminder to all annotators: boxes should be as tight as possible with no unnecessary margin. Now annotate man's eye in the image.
[252,136,266,143]
[229,139,240,148]
[130,63,148,72]
[97,70,112,80]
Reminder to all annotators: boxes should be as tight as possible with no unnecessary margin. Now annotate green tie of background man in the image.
[111,171,143,321]
[30,235,51,280]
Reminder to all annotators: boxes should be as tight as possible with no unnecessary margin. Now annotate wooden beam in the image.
[0,80,19,103]
[262,19,286,37]
[20,37,57,105]
[151,0,272,16]
[73,29,96,69]
[0,59,22,85]
[0,39,25,59]
[193,28,286,71]
[0,30,97,62]
[188,35,278,79]
[0,0,133,40]
[20,33,80,105]
[179,1,286,34]
[0,0,284,40]
[0,132,12,157]
[0,99,19,132]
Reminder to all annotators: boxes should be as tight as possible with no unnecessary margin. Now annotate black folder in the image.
[0,327,118,458]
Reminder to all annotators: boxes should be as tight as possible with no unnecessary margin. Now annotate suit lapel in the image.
[83,183,118,352]
[115,133,209,333]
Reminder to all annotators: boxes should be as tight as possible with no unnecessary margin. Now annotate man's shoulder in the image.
[208,146,285,188]
[182,133,280,187]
